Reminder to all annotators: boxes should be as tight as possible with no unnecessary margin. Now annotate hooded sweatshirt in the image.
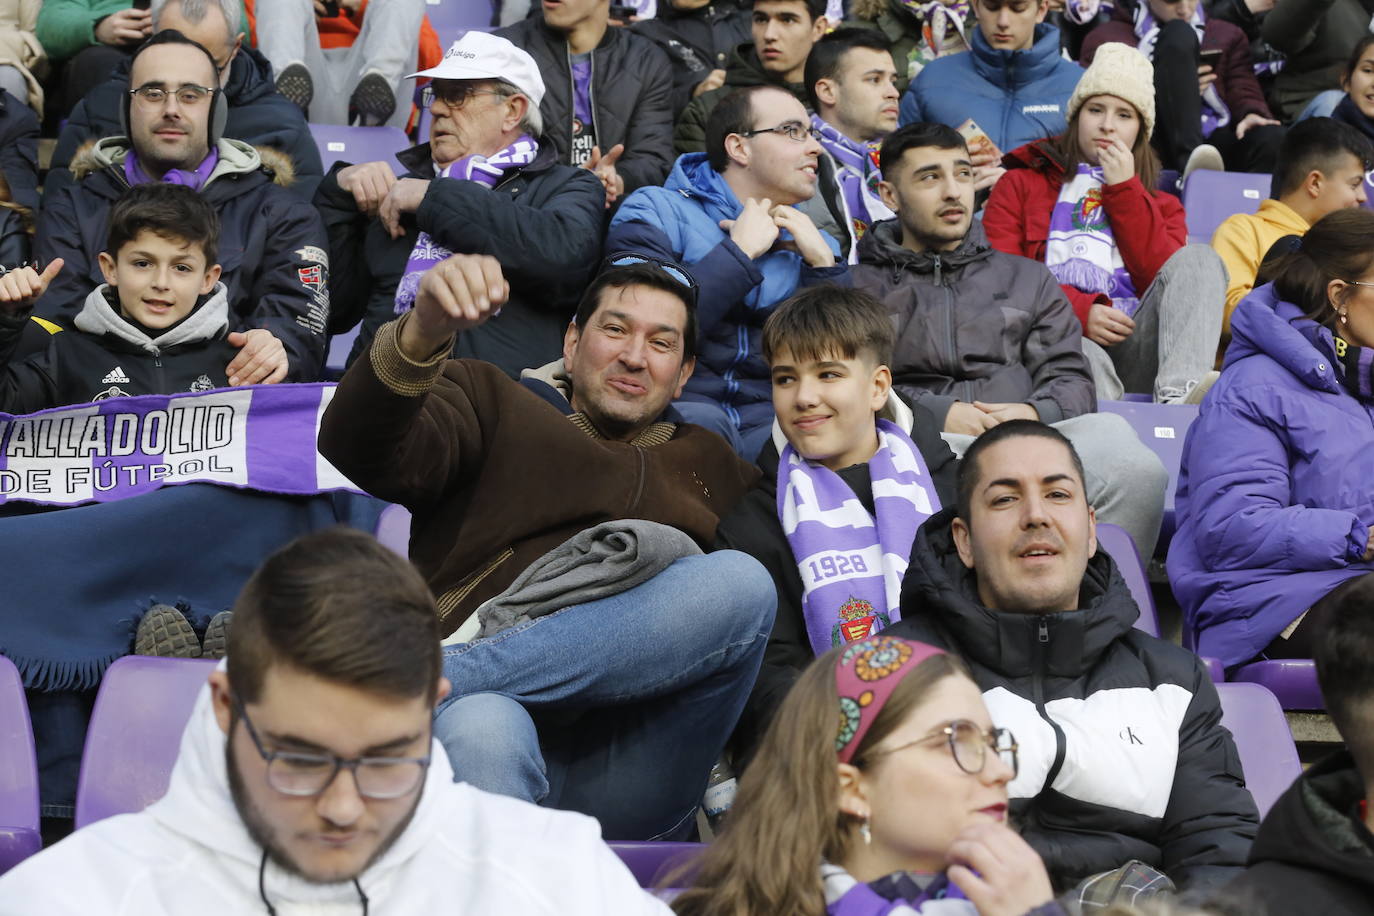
[891,509,1258,891]
[0,282,238,414]
[0,675,671,915]
[1225,751,1374,914]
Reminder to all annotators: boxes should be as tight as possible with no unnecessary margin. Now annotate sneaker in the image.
[134,604,202,658]
[1182,143,1224,186]
[276,62,313,113]
[1161,370,1221,405]
[201,610,233,660]
[349,70,396,126]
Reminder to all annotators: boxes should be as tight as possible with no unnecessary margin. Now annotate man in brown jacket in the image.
[319,251,776,841]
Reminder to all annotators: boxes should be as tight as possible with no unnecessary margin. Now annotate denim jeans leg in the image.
[671,399,744,455]
[432,692,548,803]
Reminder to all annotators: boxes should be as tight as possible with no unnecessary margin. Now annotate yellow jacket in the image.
[1211,199,1310,335]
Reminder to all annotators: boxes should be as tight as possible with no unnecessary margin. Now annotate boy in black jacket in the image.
[715,284,956,764]
[0,183,286,413]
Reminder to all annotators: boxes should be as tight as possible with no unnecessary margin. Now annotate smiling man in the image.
[609,84,848,460]
[853,121,1169,560]
[35,28,330,381]
[318,251,775,841]
[313,31,603,377]
[889,420,1258,892]
[0,527,671,913]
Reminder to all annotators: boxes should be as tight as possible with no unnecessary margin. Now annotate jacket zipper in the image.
[1033,614,1068,789]
[932,253,961,393]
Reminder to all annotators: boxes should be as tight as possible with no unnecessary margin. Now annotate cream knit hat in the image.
[1066,42,1156,140]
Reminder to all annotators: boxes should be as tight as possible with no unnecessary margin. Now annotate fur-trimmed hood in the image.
[68,137,296,188]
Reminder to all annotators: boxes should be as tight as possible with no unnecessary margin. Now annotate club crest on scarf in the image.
[1072,187,1105,232]
[832,595,890,646]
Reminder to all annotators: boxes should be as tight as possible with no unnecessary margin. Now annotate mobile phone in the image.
[132,0,151,8]
[1199,49,1224,70]
[609,3,637,21]
[319,0,341,17]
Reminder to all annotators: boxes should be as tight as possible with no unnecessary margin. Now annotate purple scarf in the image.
[393,136,538,315]
[812,115,893,255]
[1045,164,1139,316]
[824,863,971,916]
[123,148,219,191]
[1133,4,1230,134]
[778,420,939,655]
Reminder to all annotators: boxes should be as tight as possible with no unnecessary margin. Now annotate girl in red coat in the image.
[983,42,1226,404]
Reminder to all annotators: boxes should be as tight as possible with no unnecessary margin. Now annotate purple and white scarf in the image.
[1133,4,1230,134]
[823,863,972,916]
[898,0,971,78]
[812,115,893,258]
[778,419,939,655]
[123,148,219,191]
[393,135,538,314]
[1045,164,1139,316]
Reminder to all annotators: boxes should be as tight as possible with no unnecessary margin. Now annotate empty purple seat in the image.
[1216,682,1301,816]
[325,325,361,379]
[309,123,410,173]
[74,656,218,829]
[1181,170,1271,243]
[375,503,412,556]
[1097,400,1199,554]
[1094,523,1159,637]
[0,655,40,875]
[425,0,494,42]
[609,841,705,888]
[1229,658,1324,711]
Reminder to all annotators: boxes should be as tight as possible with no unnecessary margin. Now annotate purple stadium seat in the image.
[1201,656,1224,682]
[74,656,217,829]
[1362,172,1374,213]
[325,325,361,379]
[0,655,40,875]
[1181,171,1271,243]
[424,0,494,42]
[309,123,410,173]
[1216,682,1302,817]
[1094,523,1159,637]
[375,503,412,556]
[610,841,705,888]
[1097,400,1199,553]
[1229,658,1324,711]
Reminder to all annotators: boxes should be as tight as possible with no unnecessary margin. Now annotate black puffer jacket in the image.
[0,88,39,211]
[497,15,674,194]
[632,1,751,117]
[714,395,958,765]
[313,142,604,377]
[853,220,1095,430]
[674,41,812,154]
[1225,751,1374,915]
[47,46,325,202]
[892,508,1259,892]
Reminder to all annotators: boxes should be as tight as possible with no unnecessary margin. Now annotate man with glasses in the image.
[49,0,325,203]
[889,420,1259,893]
[319,250,776,841]
[0,527,670,914]
[313,31,603,378]
[608,83,848,460]
[34,28,330,381]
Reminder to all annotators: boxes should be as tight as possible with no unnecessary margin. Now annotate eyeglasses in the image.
[865,719,1019,778]
[1343,279,1374,289]
[232,693,430,800]
[604,252,700,304]
[422,82,504,110]
[739,122,823,143]
[130,84,217,108]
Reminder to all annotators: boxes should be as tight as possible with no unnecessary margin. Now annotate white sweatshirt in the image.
[0,684,671,915]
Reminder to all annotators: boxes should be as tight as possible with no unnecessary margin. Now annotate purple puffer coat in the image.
[1168,284,1374,668]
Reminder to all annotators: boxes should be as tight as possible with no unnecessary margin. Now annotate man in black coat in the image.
[633,0,752,117]
[0,87,38,212]
[498,0,675,207]
[313,31,603,377]
[46,0,324,203]
[892,420,1258,892]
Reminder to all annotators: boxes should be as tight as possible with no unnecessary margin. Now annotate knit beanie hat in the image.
[1067,42,1156,140]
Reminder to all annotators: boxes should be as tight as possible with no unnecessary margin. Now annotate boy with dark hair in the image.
[715,284,956,761]
[0,182,282,412]
[1212,117,1374,332]
[1225,575,1374,911]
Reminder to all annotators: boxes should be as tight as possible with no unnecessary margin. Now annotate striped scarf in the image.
[1132,4,1230,134]
[824,863,973,915]
[1045,164,1139,317]
[812,115,894,255]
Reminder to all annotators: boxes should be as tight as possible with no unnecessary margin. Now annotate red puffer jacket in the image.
[982,139,1188,329]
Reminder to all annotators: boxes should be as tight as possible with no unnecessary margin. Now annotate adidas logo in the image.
[102,366,131,384]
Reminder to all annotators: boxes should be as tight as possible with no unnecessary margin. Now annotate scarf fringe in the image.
[1049,257,1115,294]
[6,648,129,692]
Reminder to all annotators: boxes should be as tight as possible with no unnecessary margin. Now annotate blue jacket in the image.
[1168,284,1374,668]
[605,153,847,430]
[898,24,1082,154]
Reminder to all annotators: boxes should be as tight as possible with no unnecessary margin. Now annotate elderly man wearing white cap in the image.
[313,31,605,378]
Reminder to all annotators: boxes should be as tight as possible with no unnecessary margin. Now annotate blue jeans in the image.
[673,400,773,462]
[432,551,776,840]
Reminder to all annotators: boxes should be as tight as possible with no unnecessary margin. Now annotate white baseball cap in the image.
[408,32,546,108]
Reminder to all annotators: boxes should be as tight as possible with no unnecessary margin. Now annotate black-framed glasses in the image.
[130,84,216,108]
[865,719,1019,778]
[604,252,700,306]
[231,693,430,800]
[421,81,504,110]
[739,122,823,143]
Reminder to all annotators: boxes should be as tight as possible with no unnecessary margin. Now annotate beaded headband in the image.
[834,635,946,764]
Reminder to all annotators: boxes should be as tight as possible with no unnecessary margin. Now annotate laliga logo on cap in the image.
[445,47,477,60]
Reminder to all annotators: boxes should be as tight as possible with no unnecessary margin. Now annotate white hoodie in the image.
[0,681,671,915]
